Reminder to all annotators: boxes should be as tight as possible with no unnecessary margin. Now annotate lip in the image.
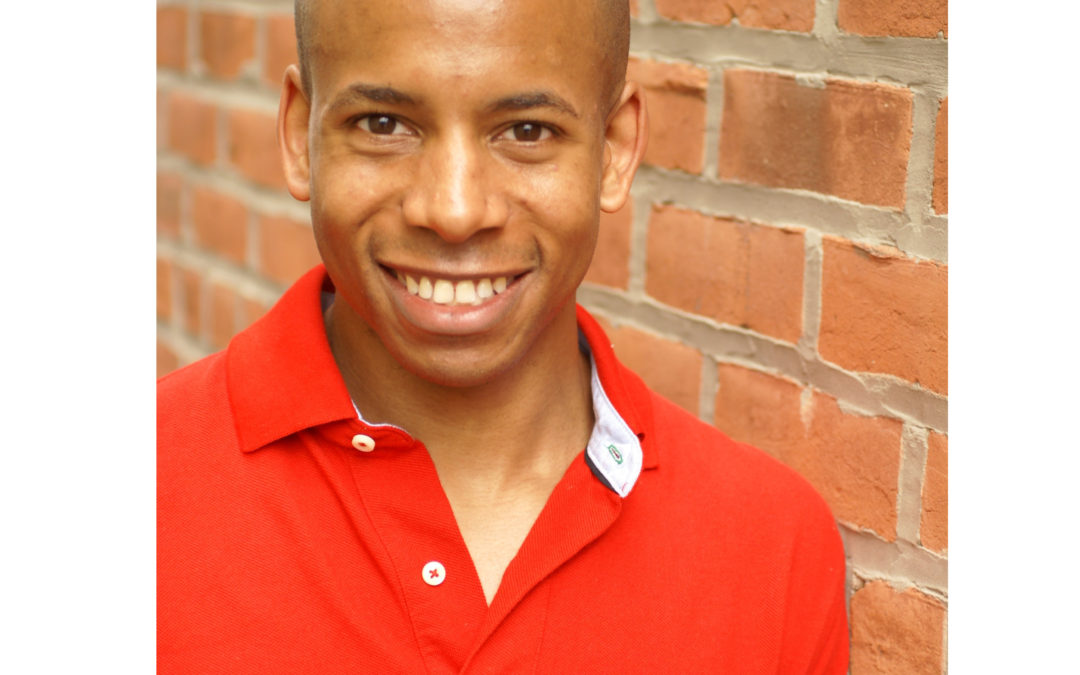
[379,264,529,336]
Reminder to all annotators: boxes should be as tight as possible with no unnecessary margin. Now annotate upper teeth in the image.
[396,272,510,305]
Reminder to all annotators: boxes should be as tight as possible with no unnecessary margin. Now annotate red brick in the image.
[190,187,249,265]
[920,432,947,553]
[718,70,913,208]
[178,265,202,336]
[627,58,708,174]
[157,257,173,321]
[257,215,322,285]
[646,205,803,342]
[714,364,903,539]
[819,237,947,394]
[655,0,815,32]
[157,6,188,70]
[850,581,945,674]
[208,281,238,350]
[932,97,947,214]
[199,11,256,80]
[157,339,180,379]
[610,326,702,415]
[227,108,287,190]
[166,93,217,166]
[629,0,639,18]
[584,201,632,289]
[838,0,947,38]
[264,14,299,87]
[157,172,182,238]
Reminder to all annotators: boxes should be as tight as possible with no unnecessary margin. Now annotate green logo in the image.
[607,444,623,464]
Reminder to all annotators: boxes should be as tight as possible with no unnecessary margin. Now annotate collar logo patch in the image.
[607,444,624,464]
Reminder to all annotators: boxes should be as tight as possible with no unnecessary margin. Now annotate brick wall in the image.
[157,1,948,671]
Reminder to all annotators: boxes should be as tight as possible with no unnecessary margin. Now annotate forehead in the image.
[306,0,609,112]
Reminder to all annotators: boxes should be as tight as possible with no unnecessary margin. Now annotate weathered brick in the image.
[157,172,182,238]
[850,581,946,674]
[718,70,913,208]
[819,237,947,394]
[920,432,947,553]
[264,14,299,87]
[646,204,804,343]
[227,108,288,190]
[933,97,947,214]
[584,200,632,289]
[157,339,179,379]
[157,6,188,70]
[208,281,238,350]
[257,215,322,286]
[714,364,903,539]
[157,257,173,322]
[190,187,249,265]
[167,93,217,166]
[199,10,256,80]
[838,0,947,38]
[177,265,203,336]
[655,0,814,32]
[610,325,702,415]
[627,58,708,174]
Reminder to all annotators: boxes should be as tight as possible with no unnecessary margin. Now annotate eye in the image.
[357,114,410,135]
[501,122,552,142]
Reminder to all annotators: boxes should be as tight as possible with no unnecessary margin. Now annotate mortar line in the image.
[799,229,823,355]
[626,192,650,298]
[698,354,718,425]
[701,67,724,179]
[896,424,930,544]
[902,90,938,227]
[812,0,840,40]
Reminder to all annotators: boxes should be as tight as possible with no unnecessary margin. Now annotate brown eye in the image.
[364,115,399,134]
[512,122,544,142]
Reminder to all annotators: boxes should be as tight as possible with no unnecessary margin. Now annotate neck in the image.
[326,299,595,488]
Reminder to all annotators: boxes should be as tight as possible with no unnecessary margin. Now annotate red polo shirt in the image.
[158,265,848,673]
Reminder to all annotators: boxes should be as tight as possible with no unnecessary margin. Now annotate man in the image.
[158,0,849,671]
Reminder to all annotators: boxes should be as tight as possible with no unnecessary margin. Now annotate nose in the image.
[402,131,508,243]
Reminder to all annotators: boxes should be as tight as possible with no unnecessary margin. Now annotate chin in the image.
[399,352,519,389]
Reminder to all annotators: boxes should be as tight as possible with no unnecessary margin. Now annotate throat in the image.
[445,472,565,605]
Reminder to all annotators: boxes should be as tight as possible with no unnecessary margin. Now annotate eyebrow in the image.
[326,84,579,120]
[327,83,419,114]
[489,91,579,119]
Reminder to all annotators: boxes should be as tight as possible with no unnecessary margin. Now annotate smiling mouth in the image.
[391,270,515,306]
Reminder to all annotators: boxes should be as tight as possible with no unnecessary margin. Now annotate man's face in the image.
[289,0,631,387]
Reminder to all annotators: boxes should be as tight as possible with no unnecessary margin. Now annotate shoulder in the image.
[158,351,229,424]
[641,390,839,543]
[157,350,239,460]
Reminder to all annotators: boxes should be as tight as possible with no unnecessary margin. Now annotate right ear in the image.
[278,65,312,202]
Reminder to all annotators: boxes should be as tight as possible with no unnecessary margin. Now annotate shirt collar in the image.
[226,265,659,493]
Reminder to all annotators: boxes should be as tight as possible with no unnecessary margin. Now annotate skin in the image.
[278,0,647,603]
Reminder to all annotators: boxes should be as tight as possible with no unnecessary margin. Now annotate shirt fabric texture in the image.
[158,265,849,674]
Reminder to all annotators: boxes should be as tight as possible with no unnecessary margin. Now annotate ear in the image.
[599,81,648,213]
[278,65,312,202]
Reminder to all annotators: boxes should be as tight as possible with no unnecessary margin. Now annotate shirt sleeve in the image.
[777,494,850,674]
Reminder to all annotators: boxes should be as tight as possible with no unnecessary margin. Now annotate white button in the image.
[351,434,375,452]
[422,561,446,586]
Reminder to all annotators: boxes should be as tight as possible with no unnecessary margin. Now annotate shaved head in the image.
[294,0,630,109]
